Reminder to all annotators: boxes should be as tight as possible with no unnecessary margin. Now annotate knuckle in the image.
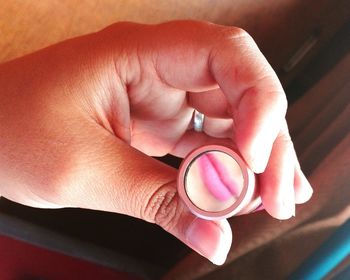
[218,26,254,47]
[220,26,250,39]
[142,182,181,231]
[233,27,251,40]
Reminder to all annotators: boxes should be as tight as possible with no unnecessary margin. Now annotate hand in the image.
[0,20,313,265]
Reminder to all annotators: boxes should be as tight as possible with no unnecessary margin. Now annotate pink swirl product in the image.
[198,153,241,201]
[177,145,263,220]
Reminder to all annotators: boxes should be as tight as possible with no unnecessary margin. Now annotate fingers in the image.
[202,117,233,138]
[175,117,313,219]
[101,21,310,222]
[144,183,232,265]
[137,21,287,173]
[259,121,313,219]
[59,124,232,265]
[184,218,232,266]
[207,34,287,174]
[294,166,314,204]
[259,126,296,219]
[293,150,314,204]
[188,89,312,209]
[188,88,231,119]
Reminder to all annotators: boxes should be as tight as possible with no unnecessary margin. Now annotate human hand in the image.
[0,21,313,265]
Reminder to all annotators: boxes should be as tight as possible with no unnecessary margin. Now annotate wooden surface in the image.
[1,0,350,87]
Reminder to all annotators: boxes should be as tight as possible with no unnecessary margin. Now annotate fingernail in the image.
[301,174,313,201]
[281,196,296,219]
[185,219,231,265]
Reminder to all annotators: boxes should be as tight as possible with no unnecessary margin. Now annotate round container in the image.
[177,145,263,220]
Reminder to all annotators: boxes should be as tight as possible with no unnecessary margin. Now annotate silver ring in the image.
[193,110,205,132]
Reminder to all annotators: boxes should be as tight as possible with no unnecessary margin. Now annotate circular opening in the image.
[184,150,245,212]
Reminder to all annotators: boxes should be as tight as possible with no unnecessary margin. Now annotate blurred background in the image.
[0,1,349,279]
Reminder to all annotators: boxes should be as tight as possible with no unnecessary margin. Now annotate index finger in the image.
[208,31,287,172]
[150,21,287,172]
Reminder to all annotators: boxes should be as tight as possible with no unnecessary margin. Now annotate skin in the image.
[0,20,313,265]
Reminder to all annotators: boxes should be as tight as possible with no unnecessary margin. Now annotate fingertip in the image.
[185,218,232,265]
[261,176,296,220]
[263,195,295,220]
[294,168,314,204]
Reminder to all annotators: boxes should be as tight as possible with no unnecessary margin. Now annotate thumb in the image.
[62,126,232,265]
